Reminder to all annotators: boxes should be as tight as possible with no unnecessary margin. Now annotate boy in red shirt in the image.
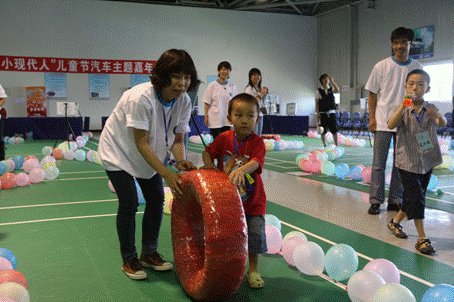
[201,93,267,288]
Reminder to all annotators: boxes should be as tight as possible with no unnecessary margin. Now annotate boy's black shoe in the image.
[387,203,400,211]
[387,219,408,238]
[415,239,435,255]
[368,204,380,215]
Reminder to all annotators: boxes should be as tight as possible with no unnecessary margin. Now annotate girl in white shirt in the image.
[203,61,238,139]
[245,68,268,136]
[98,49,198,280]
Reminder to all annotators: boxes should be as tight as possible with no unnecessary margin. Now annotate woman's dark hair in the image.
[247,68,262,90]
[217,61,232,78]
[150,49,198,91]
[391,27,415,42]
[319,73,329,85]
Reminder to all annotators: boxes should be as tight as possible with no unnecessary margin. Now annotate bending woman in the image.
[98,49,198,280]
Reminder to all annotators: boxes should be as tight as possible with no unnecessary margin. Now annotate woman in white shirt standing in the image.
[203,61,238,140]
[0,84,7,160]
[245,68,268,136]
[98,49,198,280]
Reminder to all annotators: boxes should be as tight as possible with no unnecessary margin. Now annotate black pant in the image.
[398,168,432,220]
[0,118,4,161]
[106,170,164,263]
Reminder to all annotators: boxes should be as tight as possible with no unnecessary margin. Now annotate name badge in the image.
[415,131,433,151]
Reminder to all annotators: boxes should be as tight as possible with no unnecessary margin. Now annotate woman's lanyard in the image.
[234,132,250,154]
[413,109,425,124]
[162,107,172,149]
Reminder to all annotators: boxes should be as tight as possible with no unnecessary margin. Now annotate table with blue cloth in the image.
[3,117,83,140]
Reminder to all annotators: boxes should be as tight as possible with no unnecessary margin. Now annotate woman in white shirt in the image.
[203,61,238,139]
[98,49,198,280]
[0,84,7,160]
[245,68,268,136]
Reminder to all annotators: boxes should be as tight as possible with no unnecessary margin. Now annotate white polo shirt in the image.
[98,82,191,179]
[202,80,237,128]
[365,56,422,132]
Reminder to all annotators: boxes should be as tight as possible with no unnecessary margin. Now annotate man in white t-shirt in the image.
[365,27,423,215]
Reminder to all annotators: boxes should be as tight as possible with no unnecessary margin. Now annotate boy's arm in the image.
[229,160,259,186]
[200,150,217,169]
[426,106,447,128]
[387,103,405,130]
[368,92,377,133]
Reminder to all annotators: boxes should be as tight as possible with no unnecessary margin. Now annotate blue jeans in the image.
[369,131,403,204]
[255,116,264,136]
[106,170,164,263]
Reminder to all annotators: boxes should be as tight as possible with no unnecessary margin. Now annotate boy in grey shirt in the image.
[386,69,446,255]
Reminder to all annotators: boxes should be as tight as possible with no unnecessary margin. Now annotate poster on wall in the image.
[89,74,109,99]
[45,72,67,99]
[26,86,47,117]
[131,74,150,88]
[410,26,435,59]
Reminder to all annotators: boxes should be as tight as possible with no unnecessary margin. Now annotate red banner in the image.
[0,55,155,74]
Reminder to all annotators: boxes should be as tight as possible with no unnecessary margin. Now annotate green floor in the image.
[1,138,453,301]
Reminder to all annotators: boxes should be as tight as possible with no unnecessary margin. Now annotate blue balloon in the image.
[335,163,349,179]
[0,248,17,269]
[325,243,358,281]
[74,149,86,161]
[273,142,281,151]
[349,166,363,181]
[12,155,25,170]
[422,284,454,302]
[427,175,439,191]
[134,179,146,204]
[265,214,281,230]
[0,162,6,176]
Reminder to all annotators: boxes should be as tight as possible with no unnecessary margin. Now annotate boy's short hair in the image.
[391,27,415,42]
[150,49,198,91]
[228,93,260,115]
[319,73,329,84]
[406,69,430,85]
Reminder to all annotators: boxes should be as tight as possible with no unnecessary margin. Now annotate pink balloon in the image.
[6,159,15,172]
[282,236,307,265]
[15,173,30,187]
[311,160,322,173]
[363,258,400,284]
[385,173,392,186]
[29,168,45,183]
[64,149,75,160]
[265,225,282,254]
[362,167,372,184]
[22,158,40,173]
[0,257,13,271]
[108,180,115,193]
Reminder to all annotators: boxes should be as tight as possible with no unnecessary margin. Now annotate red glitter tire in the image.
[171,169,248,301]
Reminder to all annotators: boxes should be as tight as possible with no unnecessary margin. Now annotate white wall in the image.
[0,0,317,129]
[317,0,454,115]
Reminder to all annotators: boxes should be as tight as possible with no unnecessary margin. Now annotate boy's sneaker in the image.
[415,238,435,255]
[368,204,380,215]
[122,258,147,280]
[387,219,408,238]
[140,252,173,271]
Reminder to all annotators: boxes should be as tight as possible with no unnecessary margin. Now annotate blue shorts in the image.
[246,215,267,254]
